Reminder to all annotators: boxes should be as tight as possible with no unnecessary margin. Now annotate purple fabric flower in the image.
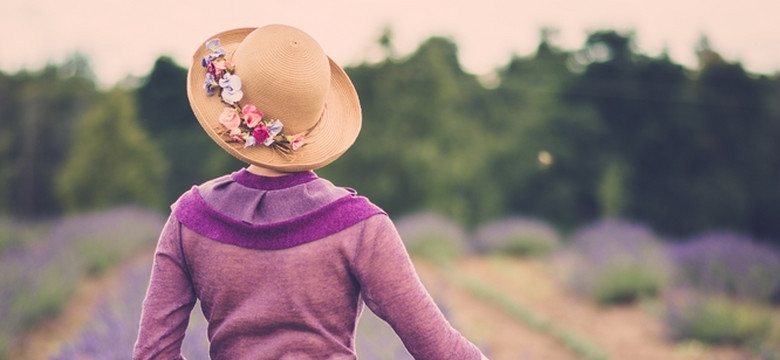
[204,73,216,96]
[244,135,257,148]
[201,39,226,67]
[205,38,221,52]
[219,74,243,104]
[264,120,284,146]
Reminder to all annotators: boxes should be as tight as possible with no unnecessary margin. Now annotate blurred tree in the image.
[0,71,17,215]
[491,34,604,230]
[135,56,242,206]
[136,56,192,133]
[56,88,167,211]
[0,57,97,217]
[563,30,780,244]
[377,25,397,59]
[323,36,496,226]
[752,74,780,243]
[624,53,698,235]
[688,59,772,236]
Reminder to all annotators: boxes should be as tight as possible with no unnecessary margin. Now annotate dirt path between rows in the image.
[414,258,581,360]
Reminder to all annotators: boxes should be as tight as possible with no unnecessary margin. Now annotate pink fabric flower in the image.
[291,135,305,150]
[211,59,227,76]
[229,128,245,142]
[242,104,264,128]
[252,124,271,144]
[218,108,240,130]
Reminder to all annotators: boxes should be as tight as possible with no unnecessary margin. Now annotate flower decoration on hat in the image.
[202,38,304,152]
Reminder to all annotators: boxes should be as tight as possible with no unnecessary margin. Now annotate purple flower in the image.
[205,38,221,52]
[201,39,226,67]
[558,219,672,303]
[670,231,780,302]
[201,54,213,68]
[244,135,257,148]
[219,73,243,104]
[264,120,284,146]
[203,73,216,96]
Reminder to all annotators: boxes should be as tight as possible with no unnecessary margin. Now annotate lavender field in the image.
[2,208,780,359]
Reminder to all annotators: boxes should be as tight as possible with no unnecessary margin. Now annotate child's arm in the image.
[133,214,196,360]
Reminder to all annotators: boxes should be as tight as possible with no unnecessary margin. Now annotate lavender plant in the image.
[663,289,773,347]
[558,219,673,304]
[355,310,414,360]
[394,212,469,265]
[52,257,211,360]
[669,231,780,303]
[662,232,780,349]
[471,216,561,256]
[0,217,51,253]
[49,211,454,360]
[0,206,164,358]
[56,260,442,360]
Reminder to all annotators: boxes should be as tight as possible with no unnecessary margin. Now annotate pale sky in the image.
[2,0,779,86]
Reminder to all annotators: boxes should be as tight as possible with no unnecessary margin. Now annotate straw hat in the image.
[186,24,362,172]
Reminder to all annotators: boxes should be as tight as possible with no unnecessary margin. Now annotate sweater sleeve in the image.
[133,213,196,360]
[352,215,482,360]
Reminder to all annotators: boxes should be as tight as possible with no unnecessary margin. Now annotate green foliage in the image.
[323,37,500,226]
[395,213,468,265]
[597,161,628,218]
[500,235,555,256]
[0,59,97,216]
[0,218,49,253]
[591,263,663,304]
[13,279,72,331]
[55,88,168,211]
[666,293,773,346]
[561,220,673,305]
[1,28,779,247]
[472,217,561,257]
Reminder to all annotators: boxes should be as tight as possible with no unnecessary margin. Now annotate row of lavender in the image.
[52,248,418,359]
[396,213,780,356]
[3,209,778,358]
[0,207,419,359]
[0,207,165,359]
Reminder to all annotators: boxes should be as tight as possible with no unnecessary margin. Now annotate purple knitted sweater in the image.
[133,169,482,360]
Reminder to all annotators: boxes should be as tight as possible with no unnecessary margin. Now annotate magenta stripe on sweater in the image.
[174,186,385,250]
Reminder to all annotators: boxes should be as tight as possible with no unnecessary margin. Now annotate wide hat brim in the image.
[186,27,362,172]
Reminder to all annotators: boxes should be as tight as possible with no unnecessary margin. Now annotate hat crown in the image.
[231,25,331,134]
[187,25,361,172]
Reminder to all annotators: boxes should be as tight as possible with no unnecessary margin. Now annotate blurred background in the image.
[1,0,779,359]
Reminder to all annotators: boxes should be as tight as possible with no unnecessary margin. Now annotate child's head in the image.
[187,24,361,172]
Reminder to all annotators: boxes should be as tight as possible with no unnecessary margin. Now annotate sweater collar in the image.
[231,168,318,190]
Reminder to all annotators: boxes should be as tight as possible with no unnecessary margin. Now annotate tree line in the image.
[1,29,778,245]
